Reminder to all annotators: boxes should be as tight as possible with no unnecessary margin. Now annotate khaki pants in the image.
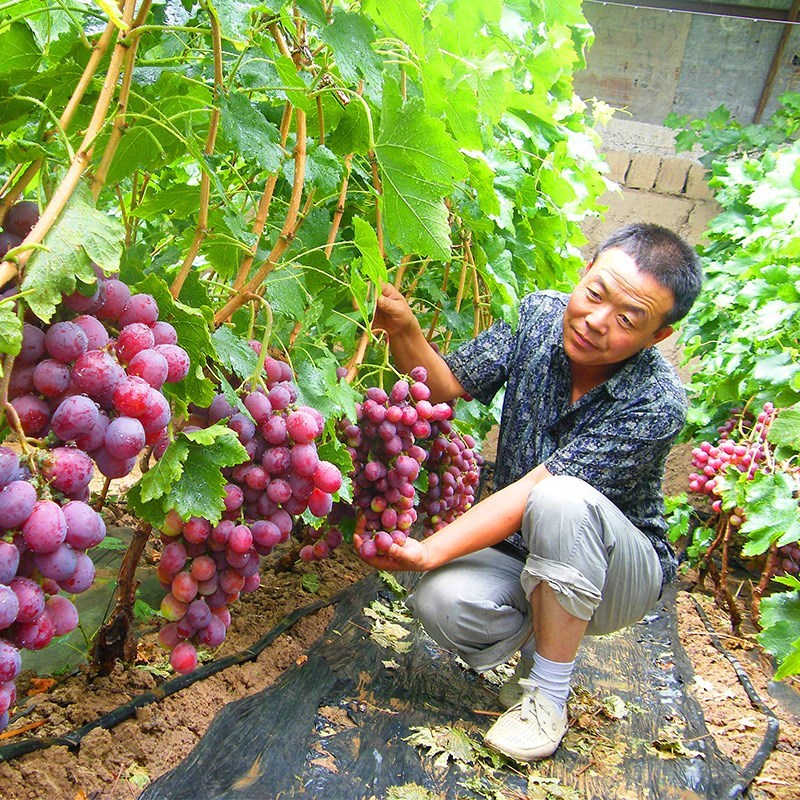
[406,475,663,672]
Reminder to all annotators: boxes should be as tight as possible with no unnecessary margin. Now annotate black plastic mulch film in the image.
[126,573,748,800]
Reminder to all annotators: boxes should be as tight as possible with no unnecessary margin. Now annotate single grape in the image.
[15,613,56,651]
[93,447,137,479]
[104,416,146,460]
[153,344,190,383]
[34,543,79,581]
[63,281,104,314]
[32,360,72,397]
[0,585,20,631]
[45,321,88,364]
[128,349,169,389]
[45,595,79,637]
[119,293,159,327]
[58,552,95,593]
[152,321,178,345]
[18,324,45,365]
[0,640,22,683]
[51,395,99,441]
[63,500,106,549]
[9,576,45,623]
[21,500,67,553]
[4,201,39,238]
[116,323,156,364]
[0,448,20,489]
[95,278,131,321]
[0,480,37,530]
[0,542,20,584]
[10,394,50,436]
[41,447,94,496]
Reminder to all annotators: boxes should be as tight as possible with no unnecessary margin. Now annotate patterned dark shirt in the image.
[444,290,686,584]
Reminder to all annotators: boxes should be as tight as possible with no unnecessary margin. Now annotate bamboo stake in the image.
[369,152,384,258]
[170,6,224,299]
[91,0,154,198]
[324,152,354,258]
[214,109,308,325]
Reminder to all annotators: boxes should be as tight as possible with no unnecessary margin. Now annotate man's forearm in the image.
[420,464,553,570]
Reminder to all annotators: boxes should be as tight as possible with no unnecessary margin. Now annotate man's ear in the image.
[649,325,674,346]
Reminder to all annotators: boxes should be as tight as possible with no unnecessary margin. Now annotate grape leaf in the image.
[740,471,800,556]
[218,90,284,173]
[320,11,382,89]
[353,216,387,285]
[0,23,40,75]
[0,306,22,356]
[22,190,124,322]
[206,0,255,43]
[127,425,248,527]
[211,326,259,380]
[768,405,800,451]
[328,100,372,156]
[375,79,468,260]
[362,0,424,57]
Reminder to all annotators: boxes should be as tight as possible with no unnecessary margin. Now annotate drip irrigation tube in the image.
[0,587,347,764]
[690,595,781,800]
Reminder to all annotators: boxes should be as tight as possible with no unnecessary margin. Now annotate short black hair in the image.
[593,223,703,326]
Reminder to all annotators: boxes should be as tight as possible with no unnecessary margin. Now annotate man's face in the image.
[563,247,675,371]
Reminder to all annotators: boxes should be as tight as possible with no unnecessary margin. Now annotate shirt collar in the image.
[552,339,655,401]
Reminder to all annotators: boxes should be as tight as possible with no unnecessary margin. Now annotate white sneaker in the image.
[497,656,533,709]
[484,680,568,761]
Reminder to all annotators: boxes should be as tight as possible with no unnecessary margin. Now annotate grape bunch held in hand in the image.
[341,366,481,560]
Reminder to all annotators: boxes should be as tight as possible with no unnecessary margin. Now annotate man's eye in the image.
[619,315,632,328]
[587,289,600,300]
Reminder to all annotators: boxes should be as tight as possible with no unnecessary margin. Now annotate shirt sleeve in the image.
[443,318,515,406]
[543,399,685,494]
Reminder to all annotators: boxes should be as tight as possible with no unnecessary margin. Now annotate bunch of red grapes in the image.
[688,402,776,516]
[9,282,189,480]
[687,402,800,576]
[339,366,482,559]
[152,353,343,674]
[0,446,107,733]
[1,198,190,715]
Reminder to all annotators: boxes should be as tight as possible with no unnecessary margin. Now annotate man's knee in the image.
[523,475,604,558]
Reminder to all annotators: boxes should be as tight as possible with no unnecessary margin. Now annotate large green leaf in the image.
[21,190,124,322]
[740,471,800,555]
[375,79,468,260]
[0,22,40,75]
[320,11,382,89]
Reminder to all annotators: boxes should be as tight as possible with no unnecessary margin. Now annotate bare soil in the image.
[0,445,797,799]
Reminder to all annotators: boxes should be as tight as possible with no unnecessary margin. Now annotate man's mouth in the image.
[573,328,598,349]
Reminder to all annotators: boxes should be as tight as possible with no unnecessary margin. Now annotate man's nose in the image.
[585,306,609,331]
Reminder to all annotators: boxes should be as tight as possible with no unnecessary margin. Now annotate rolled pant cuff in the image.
[520,555,602,622]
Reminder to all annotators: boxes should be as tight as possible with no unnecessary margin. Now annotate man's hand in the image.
[372,283,415,338]
[353,532,431,572]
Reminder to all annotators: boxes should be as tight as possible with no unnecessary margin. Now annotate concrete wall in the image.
[574,1,800,125]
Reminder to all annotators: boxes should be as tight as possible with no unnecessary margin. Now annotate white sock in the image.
[527,653,574,713]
